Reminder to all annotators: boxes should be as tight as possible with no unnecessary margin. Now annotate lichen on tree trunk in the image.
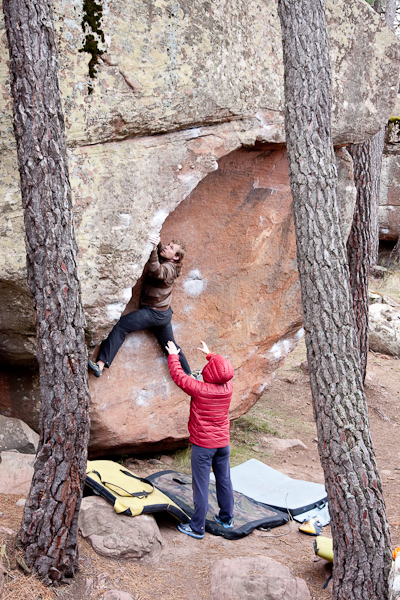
[277,0,392,598]
[2,0,90,584]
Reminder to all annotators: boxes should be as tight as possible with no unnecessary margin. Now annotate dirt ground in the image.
[1,333,399,600]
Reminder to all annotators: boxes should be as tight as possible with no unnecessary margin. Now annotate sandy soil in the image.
[1,339,399,600]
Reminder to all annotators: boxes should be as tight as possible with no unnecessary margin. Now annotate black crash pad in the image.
[147,470,289,540]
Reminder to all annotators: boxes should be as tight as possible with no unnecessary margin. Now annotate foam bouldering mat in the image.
[314,535,334,562]
[222,459,329,525]
[85,460,190,523]
[293,502,330,526]
[146,469,289,540]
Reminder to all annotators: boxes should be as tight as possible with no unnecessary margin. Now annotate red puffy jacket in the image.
[167,352,234,448]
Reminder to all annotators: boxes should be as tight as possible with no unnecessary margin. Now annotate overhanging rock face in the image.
[87,145,356,456]
[88,146,303,454]
[0,0,399,454]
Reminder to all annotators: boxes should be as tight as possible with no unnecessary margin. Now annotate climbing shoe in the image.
[214,515,234,529]
[299,517,322,536]
[88,359,102,378]
[177,523,204,539]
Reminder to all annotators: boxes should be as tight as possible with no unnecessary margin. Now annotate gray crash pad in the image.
[212,459,330,525]
[146,470,289,539]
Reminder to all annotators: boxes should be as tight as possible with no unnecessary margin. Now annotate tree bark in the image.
[385,0,397,29]
[347,129,385,382]
[2,0,90,585]
[277,1,392,599]
[391,232,400,261]
[369,129,386,266]
[349,0,396,352]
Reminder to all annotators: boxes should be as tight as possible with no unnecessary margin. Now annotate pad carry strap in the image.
[87,469,155,499]
[172,477,189,485]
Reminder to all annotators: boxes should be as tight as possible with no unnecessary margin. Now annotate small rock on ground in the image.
[160,455,174,465]
[104,591,138,600]
[0,416,39,454]
[0,451,35,495]
[300,361,310,375]
[369,303,400,357]
[0,526,17,570]
[79,496,163,561]
[261,437,308,452]
[211,556,310,600]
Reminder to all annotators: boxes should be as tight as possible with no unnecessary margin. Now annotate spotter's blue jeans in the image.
[190,443,234,535]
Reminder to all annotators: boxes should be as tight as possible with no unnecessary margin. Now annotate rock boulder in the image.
[103,593,138,600]
[210,556,310,600]
[0,0,399,453]
[379,118,400,242]
[0,415,39,454]
[369,303,400,356]
[0,451,35,495]
[0,526,17,571]
[88,144,357,455]
[261,437,308,452]
[78,496,163,561]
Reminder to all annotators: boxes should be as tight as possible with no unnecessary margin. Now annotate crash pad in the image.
[85,460,190,522]
[314,535,334,562]
[220,459,329,525]
[146,469,289,540]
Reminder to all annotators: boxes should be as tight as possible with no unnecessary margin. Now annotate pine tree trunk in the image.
[348,0,395,352]
[347,129,385,382]
[2,0,90,584]
[369,129,386,265]
[373,1,383,16]
[392,236,400,261]
[389,0,400,261]
[277,1,392,599]
[385,0,397,29]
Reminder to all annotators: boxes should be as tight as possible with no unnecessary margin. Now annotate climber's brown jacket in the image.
[140,243,182,310]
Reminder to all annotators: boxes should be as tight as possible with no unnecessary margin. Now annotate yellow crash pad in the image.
[314,535,333,562]
[86,459,189,522]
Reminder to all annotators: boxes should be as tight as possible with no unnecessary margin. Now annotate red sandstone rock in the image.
[88,147,303,455]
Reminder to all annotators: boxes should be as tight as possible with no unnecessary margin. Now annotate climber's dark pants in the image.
[97,306,191,375]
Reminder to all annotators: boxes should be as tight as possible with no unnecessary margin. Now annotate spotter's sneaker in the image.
[214,515,234,529]
[88,359,102,378]
[177,523,204,539]
[190,369,202,380]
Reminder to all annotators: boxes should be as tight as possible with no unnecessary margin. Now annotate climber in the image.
[88,234,191,377]
[165,339,235,539]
